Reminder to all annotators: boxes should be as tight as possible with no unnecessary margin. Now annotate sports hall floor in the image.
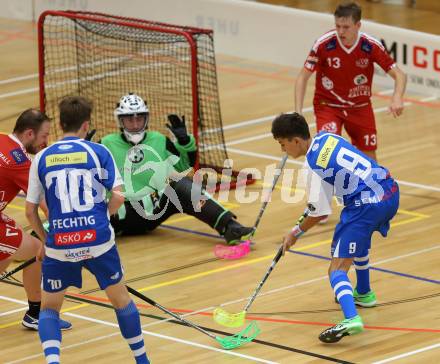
[0,1,439,363]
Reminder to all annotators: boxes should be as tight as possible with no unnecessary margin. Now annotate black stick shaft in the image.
[85,129,96,141]
[0,257,36,281]
[126,285,217,340]
[251,154,288,235]
[243,245,283,312]
[242,206,313,312]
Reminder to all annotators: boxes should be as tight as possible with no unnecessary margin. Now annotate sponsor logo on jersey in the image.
[312,143,319,152]
[58,144,73,150]
[0,212,10,222]
[356,58,369,68]
[321,76,334,90]
[321,121,338,133]
[361,39,372,53]
[0,242,17,255]
[326,39,337,51]
[110,272,120,280]
[10,148,28,164]
[0,151,11,165]
[45,152,87,167]
[354,74,368,85]
[348,85,371,98]
[307,203,317,213]
[0,191,5,208]
[54,229,97,245]
[64,247,93,261]
[316,136,339,168]
[127,147,145,163]
[52,215,96,229]
[354,196,380,207]
[305,54,318,69]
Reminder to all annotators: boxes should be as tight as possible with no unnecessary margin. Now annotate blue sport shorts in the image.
[331,181,399,258]
[42,245,124,292]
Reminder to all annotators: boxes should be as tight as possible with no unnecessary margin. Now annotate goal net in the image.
[38,10,254,189]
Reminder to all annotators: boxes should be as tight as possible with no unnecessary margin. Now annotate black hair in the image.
[334,1,362,23]
[271,112,310,140]
[59,96,92,133]
[13,108,50,134]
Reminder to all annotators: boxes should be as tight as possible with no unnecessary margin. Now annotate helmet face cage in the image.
[118,112,149,129]
[114,93,150,144]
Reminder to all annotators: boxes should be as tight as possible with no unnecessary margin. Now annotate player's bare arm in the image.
[108,185,125,216]
[294,68,313,114]
[25,201,46,260]
[282,215,322,254]
[387,66,407,118]
[39,199,49,217]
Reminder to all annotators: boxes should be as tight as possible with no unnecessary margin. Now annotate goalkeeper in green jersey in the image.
[101,93,253,245]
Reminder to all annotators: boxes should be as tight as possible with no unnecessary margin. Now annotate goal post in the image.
[37,10,255,189]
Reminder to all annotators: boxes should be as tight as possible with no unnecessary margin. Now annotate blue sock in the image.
[115,300,150,364]
[354,254,371,294]
[330,270,358,320]
[38,309,61,364]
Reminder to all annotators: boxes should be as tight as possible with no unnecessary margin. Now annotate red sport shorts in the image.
[0,213,23,261]
[314,104,378,151]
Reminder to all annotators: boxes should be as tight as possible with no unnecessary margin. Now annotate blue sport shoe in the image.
[22,312,73,331]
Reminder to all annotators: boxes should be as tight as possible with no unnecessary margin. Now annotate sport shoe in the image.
[223,220,254,246]
[22,312,73,331]
[354,288,377,307]
[319,315,364,343]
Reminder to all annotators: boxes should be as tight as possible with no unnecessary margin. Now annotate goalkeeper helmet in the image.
[114,93,149,144]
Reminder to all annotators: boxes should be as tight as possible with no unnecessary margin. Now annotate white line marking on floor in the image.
[372,342,440,364]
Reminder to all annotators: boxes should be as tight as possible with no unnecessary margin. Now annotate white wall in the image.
[4,0,440,95]
[2,0,33,20]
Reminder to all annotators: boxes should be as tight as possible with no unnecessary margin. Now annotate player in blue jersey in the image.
[25,96,150,364]
[271,112,399,343]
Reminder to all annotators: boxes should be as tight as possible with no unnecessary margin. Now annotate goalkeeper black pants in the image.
[110,177,235,236]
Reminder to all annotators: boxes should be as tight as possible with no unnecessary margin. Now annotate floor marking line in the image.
[291,248,440,285]
[2,242,439,362]
[1,295,277,364]
[65,311,278,364]
[372,342,440,364]
[0,307,27,317]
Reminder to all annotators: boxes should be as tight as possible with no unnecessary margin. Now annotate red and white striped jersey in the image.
[0,134,31,211]
[304,30,395,108]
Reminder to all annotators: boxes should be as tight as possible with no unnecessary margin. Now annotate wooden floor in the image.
[0,3,439,363]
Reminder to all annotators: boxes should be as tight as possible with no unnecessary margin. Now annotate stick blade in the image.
[213,307,246,328]
[214,240,251,260]
[216,321,261,350]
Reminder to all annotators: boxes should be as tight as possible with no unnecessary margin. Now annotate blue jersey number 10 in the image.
[45,169,100,213]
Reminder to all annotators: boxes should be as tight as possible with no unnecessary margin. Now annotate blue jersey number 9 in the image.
[336,147,372,180]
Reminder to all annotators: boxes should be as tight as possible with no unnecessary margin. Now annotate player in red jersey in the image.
[295,1,407,161]
[0,108,71,330]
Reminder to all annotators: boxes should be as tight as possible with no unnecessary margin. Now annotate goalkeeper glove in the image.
[166,114,190,145]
